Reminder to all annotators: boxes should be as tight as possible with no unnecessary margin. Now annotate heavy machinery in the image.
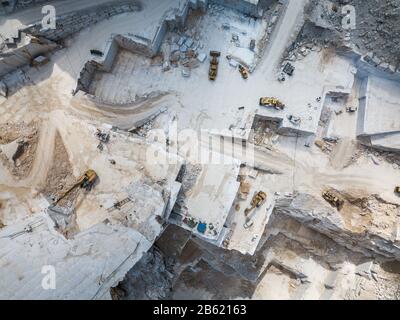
[90,49,104,57]
[315,139,332,153]
[96,129,110,143]
[52,169,98,206]
[243,220,254,229]
[107,197,131,212]
[238,64,249,79]
[287,114,301,125]
[209,50,221,81]
[259,97,285,110]
[322,190,344,211]
[346,106,358,113]
[249,39,256,51]
[245,191,267,216]
[283,62,295,76]
[395,186,400,195]
[31,55,49,67]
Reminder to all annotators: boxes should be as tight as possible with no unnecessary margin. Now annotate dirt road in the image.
[0,118,56,188]
[200,136,400,202]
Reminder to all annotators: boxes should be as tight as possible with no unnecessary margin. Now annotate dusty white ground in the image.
[0,0,400,300]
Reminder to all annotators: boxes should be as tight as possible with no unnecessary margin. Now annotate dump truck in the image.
[238,64,249,79]
[209,51,221,81]
[245,191,267,216]
[322,190,344,211]
[52,169,98,206]
[259,97,285,110]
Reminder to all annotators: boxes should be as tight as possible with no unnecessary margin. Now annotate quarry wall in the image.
[1,0,261,88]
[0,36,58,78]
[21,1,142,43]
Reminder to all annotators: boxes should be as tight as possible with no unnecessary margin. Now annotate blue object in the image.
[197,222,207,234]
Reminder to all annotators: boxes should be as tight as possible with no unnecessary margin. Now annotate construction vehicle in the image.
[259,97,285,110]
[52,170,98,206]
[31,55,49,67]
[243,220,254,229]
[209,50,221,81]
[315,139,332,153]
[107,197,131,212]
[244,191,267,216]
[90,49,104,57]
[346,106,358,113]
[395,186,400,195]
[315,139,326,150]
[283,62,295,76]
[323,136,339,144]
[249,39,256,51]
[287,114,301,125]
[322,190,344,211]
[238,64,249,79]
[96,129,110,143]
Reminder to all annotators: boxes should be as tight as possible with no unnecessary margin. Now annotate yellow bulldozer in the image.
[238,64,249,79]
[52,169,98,206]
[259,97,285,110]
[244,191,267,216]
[322,190,344,211]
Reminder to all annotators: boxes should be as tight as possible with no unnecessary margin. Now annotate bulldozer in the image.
[322,190,344,211]
[244,191,267,216]
[209,51,221,81]
[259,97,285,110]
[52,169,98,206]
[238,64,249,79]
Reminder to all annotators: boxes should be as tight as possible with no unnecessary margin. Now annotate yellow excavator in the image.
[244,191,267,216]
[53,169,98,206]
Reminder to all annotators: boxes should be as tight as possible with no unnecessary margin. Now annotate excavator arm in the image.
[52,170,98,205]
[54,182,81,205]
